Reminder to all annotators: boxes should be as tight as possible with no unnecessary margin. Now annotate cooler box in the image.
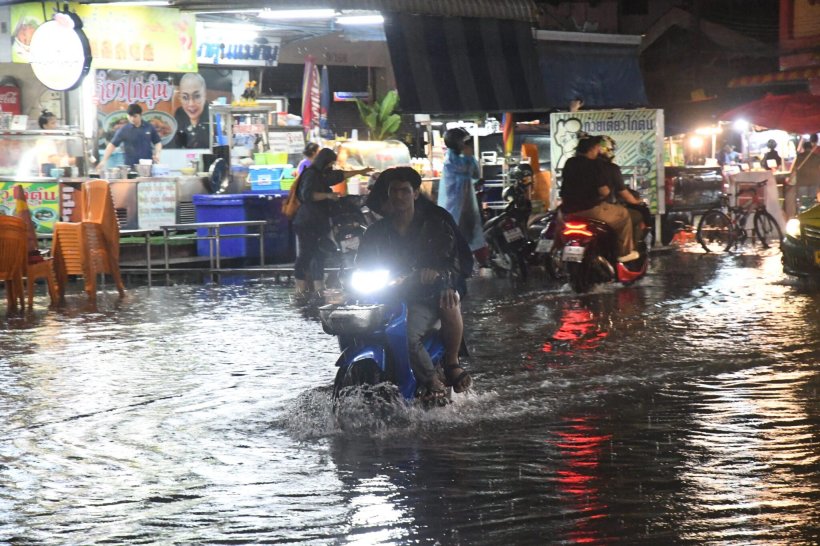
[192,194,294,263]
[248,165,284,192]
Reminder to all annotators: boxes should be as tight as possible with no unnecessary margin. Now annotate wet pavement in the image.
[1,249,819,545]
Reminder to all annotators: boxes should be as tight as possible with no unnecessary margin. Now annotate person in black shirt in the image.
[598,136,646,244]
[293,148,371,302]
[559,135,638,262]
[762,139,782,170]
[357,167,473,398]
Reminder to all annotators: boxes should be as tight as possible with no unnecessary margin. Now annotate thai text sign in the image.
[0,181,60,233]
[137,179,176,230]
[550,109,665,214]
[11,3,196,73]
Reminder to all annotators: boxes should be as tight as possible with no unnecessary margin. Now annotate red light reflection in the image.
[543,305,608,354]
[548,416,613,544]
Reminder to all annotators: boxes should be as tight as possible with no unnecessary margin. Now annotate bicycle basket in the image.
[319,304,385,335]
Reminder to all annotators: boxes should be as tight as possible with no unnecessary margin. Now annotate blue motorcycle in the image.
[319,270,448,404]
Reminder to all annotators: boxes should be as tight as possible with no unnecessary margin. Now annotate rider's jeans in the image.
[406,302,439,386]
[573,202,634,257]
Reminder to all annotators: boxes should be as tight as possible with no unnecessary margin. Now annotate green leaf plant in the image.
[355,90,401,140]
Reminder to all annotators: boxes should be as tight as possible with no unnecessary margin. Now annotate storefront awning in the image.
[728,66,820,88]
[383,13,547,114]
[535,32,648,110]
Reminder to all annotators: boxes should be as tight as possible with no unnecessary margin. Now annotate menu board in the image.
[0,181,60,233]
[137,179,176,230]
[268,130,305,154]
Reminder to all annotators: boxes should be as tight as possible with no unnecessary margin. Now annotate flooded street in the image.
[1,250,819,545]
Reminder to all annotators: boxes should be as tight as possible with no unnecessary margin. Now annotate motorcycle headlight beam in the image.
[350,269,391,294]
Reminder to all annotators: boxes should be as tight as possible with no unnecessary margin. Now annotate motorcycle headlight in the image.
[350,269,390,294]
[785,218,801,239]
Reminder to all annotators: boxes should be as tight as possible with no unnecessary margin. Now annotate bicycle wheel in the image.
[753,210,782,249]
[696,210,732,252]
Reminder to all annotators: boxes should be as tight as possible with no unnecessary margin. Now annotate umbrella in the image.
[720,93,820,134]
[301,55,320,135]
[319,65,331,138]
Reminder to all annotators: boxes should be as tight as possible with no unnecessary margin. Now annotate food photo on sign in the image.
[95,68,232,153]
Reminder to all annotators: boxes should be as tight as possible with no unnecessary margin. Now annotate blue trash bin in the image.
[192,194,293,263]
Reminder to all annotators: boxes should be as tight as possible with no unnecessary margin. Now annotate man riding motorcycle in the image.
[560,135,639,263]
[356,167,473,399]
[598,135,647,245]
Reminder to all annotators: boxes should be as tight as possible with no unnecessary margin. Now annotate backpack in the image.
[281,173,302,220]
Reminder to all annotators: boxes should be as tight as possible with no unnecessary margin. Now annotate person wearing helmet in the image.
[560,135,639,262]
[762,139,782,170]
[438,127,488,265]
[357,167,474,399]
[598,135,645,244]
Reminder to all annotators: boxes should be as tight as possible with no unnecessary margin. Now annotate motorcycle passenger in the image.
[357,167,473,399]
[560,135,639,262]
[294,148,372,303]
[439,127,488,266]
[598,136,646,245]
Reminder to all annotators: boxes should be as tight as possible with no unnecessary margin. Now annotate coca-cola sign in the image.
[0,87,21,115]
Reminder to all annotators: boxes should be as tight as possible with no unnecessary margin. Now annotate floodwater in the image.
[1,250,819,545]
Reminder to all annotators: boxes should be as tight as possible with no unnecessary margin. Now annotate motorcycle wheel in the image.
[566,252,595,293]
[544,244,568,283]
[333,359,383,399]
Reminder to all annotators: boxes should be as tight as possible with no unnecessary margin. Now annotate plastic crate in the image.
[248,166,284,192]
[192,193,293,263]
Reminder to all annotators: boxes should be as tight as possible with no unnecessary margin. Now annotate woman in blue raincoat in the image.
[438,128,487,264]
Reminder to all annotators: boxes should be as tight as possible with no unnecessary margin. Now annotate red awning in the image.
[720,92,820,134]
[728,66,820,88]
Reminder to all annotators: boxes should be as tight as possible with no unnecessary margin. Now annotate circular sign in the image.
[29,13,91,91]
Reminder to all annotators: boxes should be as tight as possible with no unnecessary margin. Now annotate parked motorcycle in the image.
[552,204,652,293]
[320,270,450,406]
[483,165,535,282]
[325,195,369,270]
[531,208,567,282]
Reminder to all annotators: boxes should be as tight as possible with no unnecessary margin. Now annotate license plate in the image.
[503,227,524,243]
[535,239,552,253]
[340,237,360,252]
[563,245,585,263]
[815,250,820,266]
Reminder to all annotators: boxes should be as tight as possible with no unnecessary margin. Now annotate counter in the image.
[108,176,210,230]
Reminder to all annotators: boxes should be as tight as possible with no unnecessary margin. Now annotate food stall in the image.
[0,129,92,232]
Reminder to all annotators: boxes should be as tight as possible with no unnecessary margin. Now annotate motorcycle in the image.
[482,168,534,282]
[325,195,369,270]
[531,208,568,283]
[320,270,450,405]
[552,203,652,293]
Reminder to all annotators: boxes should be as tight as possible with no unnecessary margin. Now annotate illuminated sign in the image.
[29,12,91,91]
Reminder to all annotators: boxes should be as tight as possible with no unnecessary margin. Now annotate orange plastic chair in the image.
[83,179,123,265]
[53,221,125,303]
[0,215,27,311]
[12,185,59,308]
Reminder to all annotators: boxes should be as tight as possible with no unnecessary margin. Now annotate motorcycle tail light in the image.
[563,221,593,237]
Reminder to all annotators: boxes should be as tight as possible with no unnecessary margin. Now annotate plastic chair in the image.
[53,221,125,303]
[0,216,27,311]
[12,185,59,308]
[82,179,121,262]
[51,180,125,302]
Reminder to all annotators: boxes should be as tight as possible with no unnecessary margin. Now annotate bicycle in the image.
[695,181,783,253]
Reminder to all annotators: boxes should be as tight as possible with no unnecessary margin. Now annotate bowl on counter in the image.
[180,167,197,175]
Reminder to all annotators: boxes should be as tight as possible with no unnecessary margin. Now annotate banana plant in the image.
[355,90,401,140]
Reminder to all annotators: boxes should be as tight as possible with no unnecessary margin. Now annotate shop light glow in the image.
[689,136,704,148]
[336,15,384,25]
[258,9,336,20]
[201,22,264,35]
[733,119,749,132]
[695,126,722,136]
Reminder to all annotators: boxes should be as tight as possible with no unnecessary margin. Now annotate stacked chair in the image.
[0,215,27,312]
[11,185,59,308]
[53,180,125,303]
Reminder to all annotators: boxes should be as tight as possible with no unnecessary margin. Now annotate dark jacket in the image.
[293,148,344,229]
[356,198,472,298]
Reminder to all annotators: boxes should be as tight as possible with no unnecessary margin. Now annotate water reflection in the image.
[1,253,819,544]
